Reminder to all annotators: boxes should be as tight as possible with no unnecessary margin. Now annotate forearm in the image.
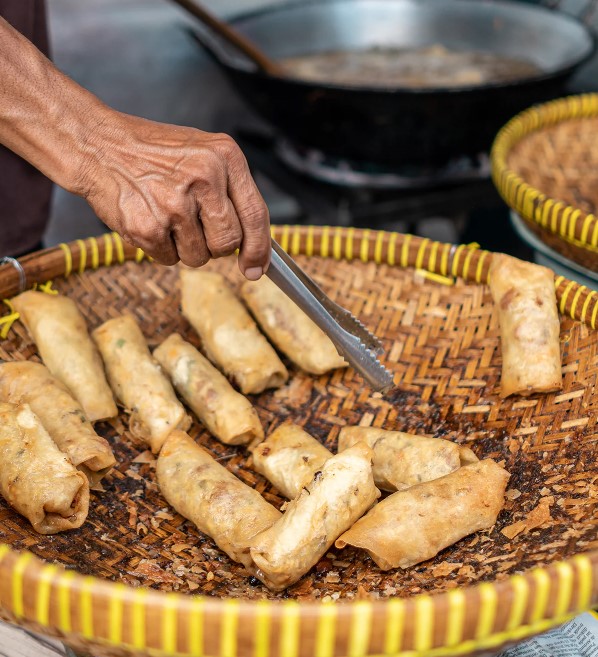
[0,16,108,194]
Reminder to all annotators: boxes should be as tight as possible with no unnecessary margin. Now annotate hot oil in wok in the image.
[279,44,541,88]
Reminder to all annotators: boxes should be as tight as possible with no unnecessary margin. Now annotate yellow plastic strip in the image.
[574,555,592,609]
[221,599,239,657]
[580,291,597,325]
[569,285,586,321]
[162,593,178,654]
[132,588,147,650]
[315,601,337,657]
[461,246,478,281]
[359,229,370,262]
[254,599,271,657]
[108,583,125,645]
[559,280,578,315]
[506,575,529,631]
[554,562,574,617]
[113,232,126,264]
[104,233,114,267]
[428,240,440,273]
[57,570,76,633]
[89,237,100,270]
[414,595,434,651]
[475,250,489,283]
[0,300,19,340]
[321,226,331,258]
[36,280,57,295]
[348,601,372,657]
[384,598,404,655]
[135,247,145,263]
[374,230,385,264]
[476,583,498,639]
[415,238,430,271]
[76,239,87,274]
[445,589,466,646]
[58,243,73,278]
[401,234,412,268]
[11,552,32,618]
[440,243,451,276]
[591,300,598,330]
[415,270,454,286]
[451,245,467,277]
[387,232,398,266]
[345,227,355,260]
[80,576,95,639]
[333,227,343,261]
[35,565,58,627]
[290,228,301,256]
[279,601,300,657]
[306,225,315,257]
[530,569,551,623]
[188,596,204,657]
[280,225,291,253]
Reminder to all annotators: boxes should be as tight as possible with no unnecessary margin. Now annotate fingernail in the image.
[245,266,263,281]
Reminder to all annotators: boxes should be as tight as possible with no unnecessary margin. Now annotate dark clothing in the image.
[0,0,53,256]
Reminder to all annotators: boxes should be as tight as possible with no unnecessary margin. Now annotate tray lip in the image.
[491,92,598,261]
[0,226,595,657]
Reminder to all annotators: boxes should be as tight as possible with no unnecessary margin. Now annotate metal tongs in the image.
[266,239,394,393]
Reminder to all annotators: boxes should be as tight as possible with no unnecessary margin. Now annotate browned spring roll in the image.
[0,362,116,485]
[488,254,562,398]
[92,314,190,453]
[249,442,380,591]
[180,269,288,394]
[240,276,347,375]
[336,459,509,570]
[0,402,90,534]
[338,426,463,492]
[156,431,281,568]
[11,291,117,421]
[154,333,263,446]
[251,424,332,499]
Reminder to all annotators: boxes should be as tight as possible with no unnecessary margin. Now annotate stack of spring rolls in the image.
[0,252,563,590]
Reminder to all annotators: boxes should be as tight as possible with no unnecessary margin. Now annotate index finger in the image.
[225,147,271,280]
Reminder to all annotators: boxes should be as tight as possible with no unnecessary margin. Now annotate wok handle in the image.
[169,0,284,76]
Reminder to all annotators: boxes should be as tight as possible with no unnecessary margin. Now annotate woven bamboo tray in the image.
[0,227,596,657]
[491,93,598,273]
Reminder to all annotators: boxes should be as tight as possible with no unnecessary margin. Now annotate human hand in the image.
[77,111,270,279]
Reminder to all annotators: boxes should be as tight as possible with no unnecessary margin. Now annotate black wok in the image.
[185,0,595,168]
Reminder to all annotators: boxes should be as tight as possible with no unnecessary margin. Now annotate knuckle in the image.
[239,201,269,228]
[207,233,242,258]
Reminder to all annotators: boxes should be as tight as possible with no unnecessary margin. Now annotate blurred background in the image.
[45,0,598,266]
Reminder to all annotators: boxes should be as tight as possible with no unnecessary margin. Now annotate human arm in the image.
[0,16,270,277]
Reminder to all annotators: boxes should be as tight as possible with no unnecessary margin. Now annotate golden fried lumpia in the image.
[0,402,89,534]
[180,269,288,394]
[240,276,347,375]
[92,314,190,453]
[156,431,281,568]
[12,291,117,421]
[153,333,263,446]
[338,426,462,492]
[249,442,379,591]
[0,362,115,484]
[488,254,562,397]
[251,424,332,499]
[336,459,509,570]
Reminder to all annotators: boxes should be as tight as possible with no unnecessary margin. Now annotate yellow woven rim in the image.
[491,93,598,255]
[0,227,596,657]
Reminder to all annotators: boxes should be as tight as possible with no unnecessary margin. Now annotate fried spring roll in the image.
[240,276,347,375]
[0,362,116,485]
[12,291,117,421]
[180,269,288,394]
[488,254,562,397]
[338,426,463,492]
[0,402,89,534]
[156,431,281,568]
[336,459,509,570]
[154,333,263,446]
[92,314,190,453]
[251,424,332,499]
[249,442,380,591]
